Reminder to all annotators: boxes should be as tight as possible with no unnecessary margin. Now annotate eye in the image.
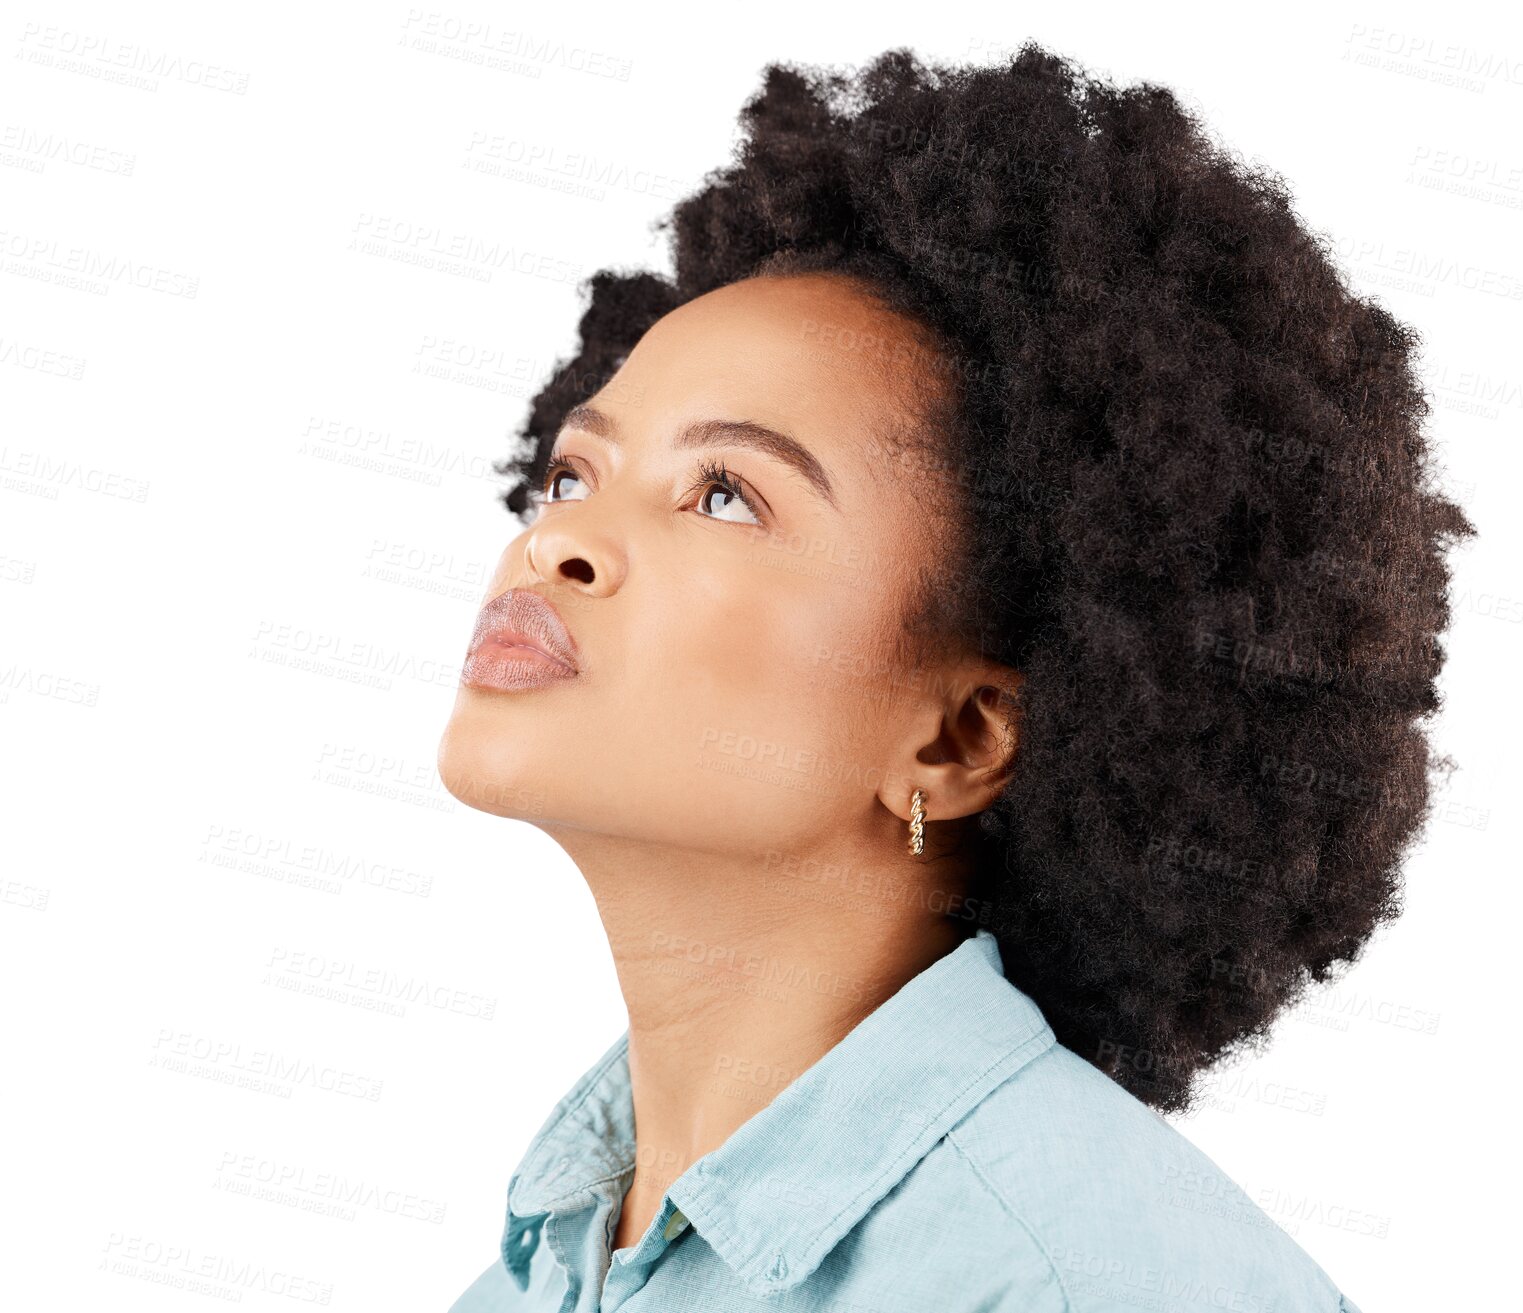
[529,455,589,509]
[684,457,764,526]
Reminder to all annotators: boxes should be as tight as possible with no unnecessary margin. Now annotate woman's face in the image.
[437,271,1007,863]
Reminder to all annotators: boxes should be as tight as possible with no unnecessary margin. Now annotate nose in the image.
[521,510,625,597]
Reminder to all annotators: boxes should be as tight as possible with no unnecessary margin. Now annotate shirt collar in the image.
[502,928,1056,1299]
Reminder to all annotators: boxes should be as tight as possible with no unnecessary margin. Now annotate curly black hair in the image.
[491,44,1475,1114]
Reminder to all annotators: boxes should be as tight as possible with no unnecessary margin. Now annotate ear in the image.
[879,666,1023,825]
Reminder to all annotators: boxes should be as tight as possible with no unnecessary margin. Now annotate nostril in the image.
[560,558,595,584]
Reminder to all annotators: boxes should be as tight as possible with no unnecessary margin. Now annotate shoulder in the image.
[445,1257,513,1312]
[914,1040,1347,1313]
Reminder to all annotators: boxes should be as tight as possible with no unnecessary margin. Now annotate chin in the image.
[435,696,550,820]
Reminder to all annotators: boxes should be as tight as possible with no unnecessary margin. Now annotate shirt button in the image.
[662,1208,688,1240]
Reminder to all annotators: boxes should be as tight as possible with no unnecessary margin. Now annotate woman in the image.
[438,44,1471,1313]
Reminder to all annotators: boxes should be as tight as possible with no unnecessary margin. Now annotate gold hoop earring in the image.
[907,788,926,857]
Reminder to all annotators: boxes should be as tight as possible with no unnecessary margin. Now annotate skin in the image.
[436,270,1022,1257]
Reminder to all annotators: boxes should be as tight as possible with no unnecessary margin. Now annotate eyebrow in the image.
[553,403,838,509]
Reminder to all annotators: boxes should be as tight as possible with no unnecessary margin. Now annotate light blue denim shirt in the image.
[448,929,1364,1312]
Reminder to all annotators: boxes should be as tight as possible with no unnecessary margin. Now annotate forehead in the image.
[603,273,934,480]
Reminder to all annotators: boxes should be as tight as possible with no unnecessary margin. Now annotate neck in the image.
[542,822,976,1237]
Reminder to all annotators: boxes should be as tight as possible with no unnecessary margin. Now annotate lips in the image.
[461,588,581,691]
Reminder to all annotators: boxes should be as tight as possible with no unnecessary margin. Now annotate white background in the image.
[2,1,1517,1309]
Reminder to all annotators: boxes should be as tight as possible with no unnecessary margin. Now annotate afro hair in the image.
[491,43,1475,1114]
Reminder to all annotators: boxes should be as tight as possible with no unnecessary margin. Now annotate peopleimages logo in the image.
[0,228,199,297]
[16,24,252,94]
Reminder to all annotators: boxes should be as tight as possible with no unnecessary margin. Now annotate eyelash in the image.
[530,454,764,523]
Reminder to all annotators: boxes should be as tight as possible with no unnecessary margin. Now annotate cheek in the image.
[640,554,901,766]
